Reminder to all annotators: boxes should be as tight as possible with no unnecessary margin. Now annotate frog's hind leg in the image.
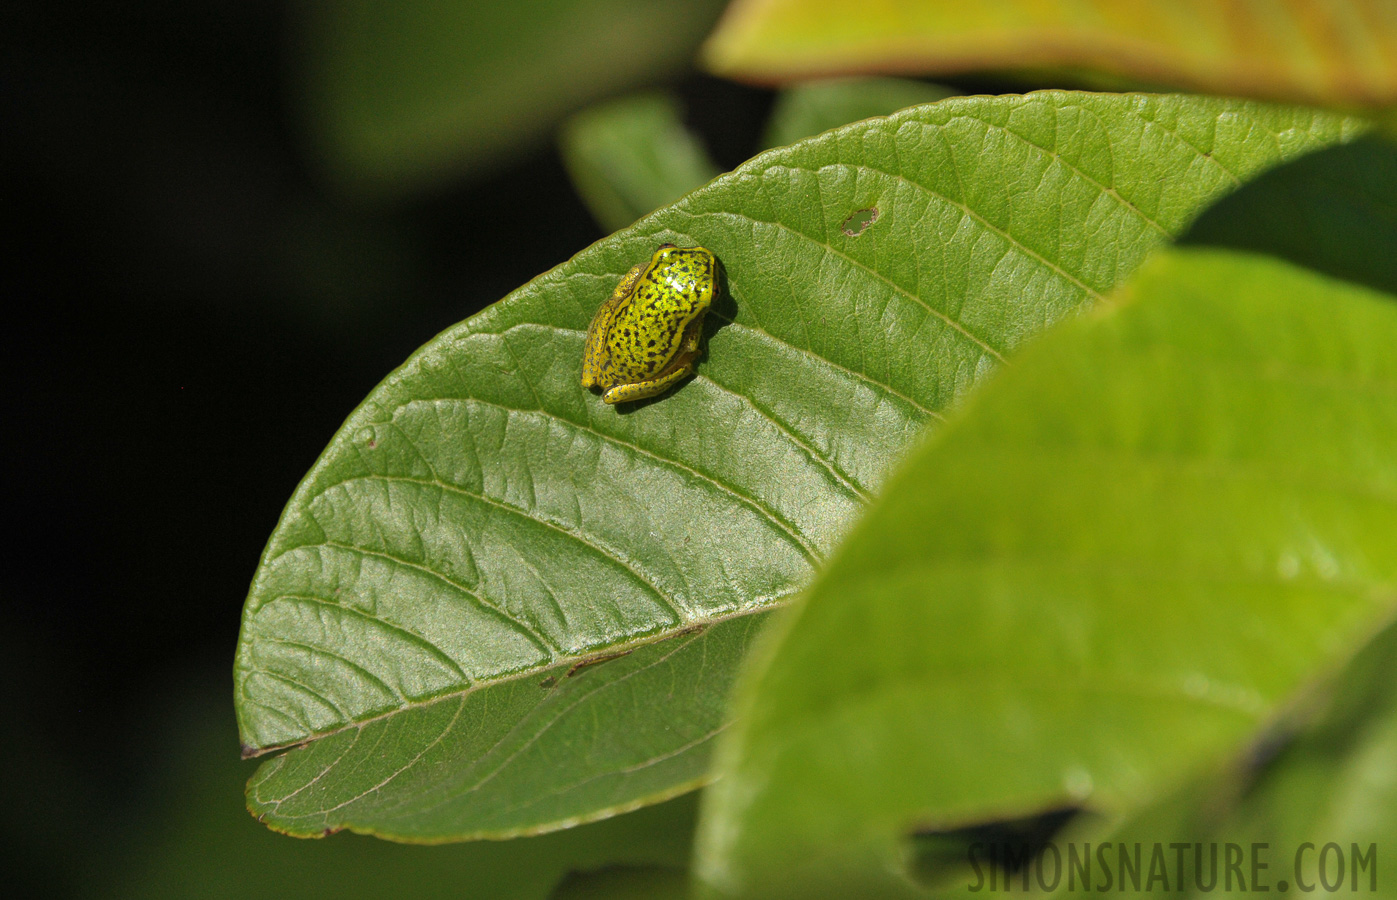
[602,344,701,404]
[600,319,706,404]
[679,316,704,355]
[601,363,692,404]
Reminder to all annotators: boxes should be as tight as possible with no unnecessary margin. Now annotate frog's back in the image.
[606,249,715,381]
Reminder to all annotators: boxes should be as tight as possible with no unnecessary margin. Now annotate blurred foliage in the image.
[552,866,692,900]
[558,77,953,232]
[1180,137,1397,297]
[294,0,729,199]
[701,0,1397,109]
[1051,614,1397,899]
[758,76,956,149]
[696,247,1397,896]
[560,93,721,232]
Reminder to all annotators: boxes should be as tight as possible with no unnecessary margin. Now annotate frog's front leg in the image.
[679,316,703,355]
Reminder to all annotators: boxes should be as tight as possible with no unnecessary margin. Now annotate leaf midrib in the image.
[249,614,755,828]
[242,597,797,757]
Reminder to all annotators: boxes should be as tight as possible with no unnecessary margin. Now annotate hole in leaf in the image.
[840,206,880,237]
[566,648,634,678]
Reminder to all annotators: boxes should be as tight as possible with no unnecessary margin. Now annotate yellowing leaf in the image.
[704,0,1397,109]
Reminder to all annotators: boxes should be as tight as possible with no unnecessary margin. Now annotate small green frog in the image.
[581,244,719,404]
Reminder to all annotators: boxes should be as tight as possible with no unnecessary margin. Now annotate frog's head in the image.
[649,244,718,316]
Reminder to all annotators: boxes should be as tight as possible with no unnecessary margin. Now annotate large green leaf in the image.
[693,248,1397,898]
[294,0,727,197]
[236,94,1363,841]
[702,0,1397,109]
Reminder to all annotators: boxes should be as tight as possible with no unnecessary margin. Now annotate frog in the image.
[581,243,719,404]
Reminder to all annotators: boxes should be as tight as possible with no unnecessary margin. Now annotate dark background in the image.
[4,3,772,895]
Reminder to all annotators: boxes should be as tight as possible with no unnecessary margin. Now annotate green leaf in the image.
[236,93,1363,842]
[760,77,955,150]
[702,0,1397,109]
[106,701,697,900]
[560,92,721,232]
[245,614,770,840]
[295,0,728,197]
[694,248,1397,898]
[1201,652,1397,897]
[1049,616,1397,900]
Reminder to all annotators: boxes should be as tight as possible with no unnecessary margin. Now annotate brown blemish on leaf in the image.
[566,648,634,678]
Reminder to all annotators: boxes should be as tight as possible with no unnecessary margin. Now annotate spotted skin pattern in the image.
[581,244,718,404]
